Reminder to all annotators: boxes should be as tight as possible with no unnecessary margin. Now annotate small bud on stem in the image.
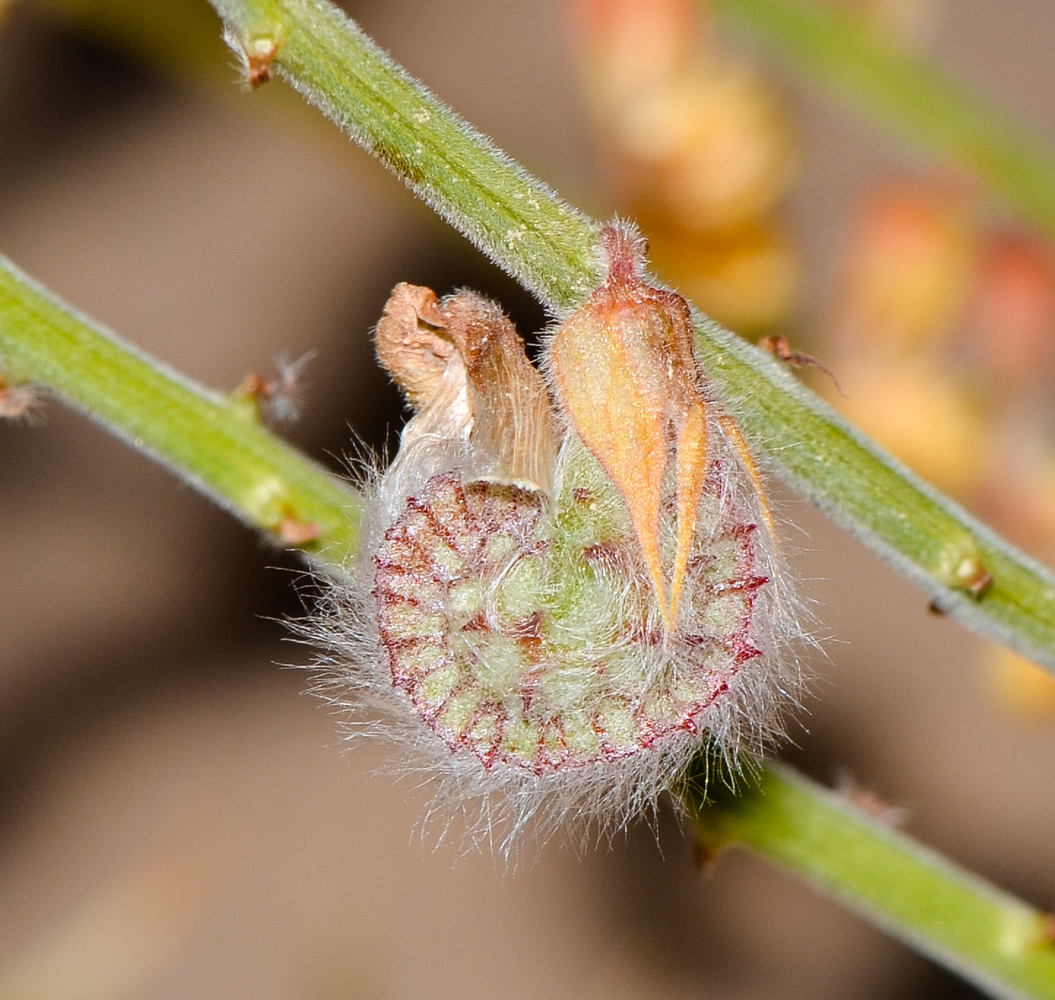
[0,375,46,424]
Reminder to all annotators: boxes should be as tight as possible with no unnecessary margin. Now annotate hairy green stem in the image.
[691,318,1055,669]
[209,0,1055,671]
[0,255,360,563]
[692,764,1055,1000]
[710,0,1055,240]
[210,0,601,308]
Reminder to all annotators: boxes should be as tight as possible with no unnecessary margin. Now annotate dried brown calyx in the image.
[546,222,773,626]
[375,283,558,494]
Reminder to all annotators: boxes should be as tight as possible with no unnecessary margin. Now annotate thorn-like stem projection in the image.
[0,371,46,424]
[0,254,360,561]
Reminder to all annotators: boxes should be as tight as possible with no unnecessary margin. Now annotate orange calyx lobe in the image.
[548,223,709,627]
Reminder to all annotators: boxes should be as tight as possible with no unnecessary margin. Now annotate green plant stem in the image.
[0,255,360,563]
[209,0,600,310]
[692,764,1055,1000]
[710,0,1055,240]
[209,0,1055,671]
[30,0,226,76]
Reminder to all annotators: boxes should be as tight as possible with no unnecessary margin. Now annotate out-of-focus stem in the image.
[28,0,225,76]
[208,0,601,310]
[710,0,1055,240]
[692,764,1055,1000]
[0,255,360,563]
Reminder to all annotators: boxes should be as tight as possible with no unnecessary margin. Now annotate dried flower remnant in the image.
[235,350,315,425]
[374,283,558,494]
[0,377,46,424]
[311,239,803,846]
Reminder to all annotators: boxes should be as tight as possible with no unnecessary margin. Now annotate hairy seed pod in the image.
[309,236,806,851]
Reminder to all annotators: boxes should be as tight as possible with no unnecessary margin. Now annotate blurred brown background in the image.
[1,1,1054,997]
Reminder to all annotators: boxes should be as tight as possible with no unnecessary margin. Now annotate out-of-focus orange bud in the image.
[570,0,796,238]
[835,358,988,495]
[568,0,799,330]
[614,66,795,235]
[976,426,1055,558]
[967,231,1055,394]
[982,645,1055,721]
[571,0,697,109]
[835,0,942,48]
[645,219,798,332]
[831,182,975,356]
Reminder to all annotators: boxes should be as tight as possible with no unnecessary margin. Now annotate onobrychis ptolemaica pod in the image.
[309,222,807,851]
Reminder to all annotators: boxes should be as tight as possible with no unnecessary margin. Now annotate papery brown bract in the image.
[375,283,558,494]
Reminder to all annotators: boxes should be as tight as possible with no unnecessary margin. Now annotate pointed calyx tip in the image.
[598,221,647,286]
